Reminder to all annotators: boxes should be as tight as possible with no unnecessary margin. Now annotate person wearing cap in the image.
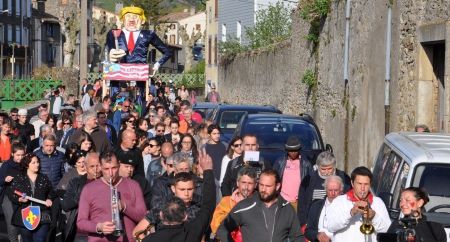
[273,135,312,209]
[106,6,172,76]
[16,108,35,147]
[118,152,152,210]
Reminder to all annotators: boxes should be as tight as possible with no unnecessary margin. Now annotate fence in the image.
[0,79,62,101]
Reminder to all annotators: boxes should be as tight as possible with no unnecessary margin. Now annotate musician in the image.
[77,152,146,242]
[324,166,390,242]
[9,153,54,242]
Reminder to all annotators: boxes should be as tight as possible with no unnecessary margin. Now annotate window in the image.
[47,24,54,37]
[7,0,12,15]
[15,25,20,44]
[170,24,176,30]
[214,37,217,65]
[221,24,226,42]
[208,37,211,65]
[0,0,3,12]
[412,164,450,212]
[0,25,3,43]
[214,0,218,18]
[170,35,175,44]
[23,26,28,46]
[236,21,242,43]
[47,43,55,62]
[196,24,201,31]
[7,25,12,43]
[15,0,19,16]
[208,6,212,23]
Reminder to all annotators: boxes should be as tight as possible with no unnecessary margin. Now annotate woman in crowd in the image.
[75,132,95,153]
[56,150,87,191]
[117,115,136,145]
[177,134,199,164]
[9,153,54,242]
[164,119,182,150]
[177,84,189,100]
[137,118,151,138]
[162,115,172,135]
[387,187,446,242]
[219,136,243,184]
[45,114,58,135]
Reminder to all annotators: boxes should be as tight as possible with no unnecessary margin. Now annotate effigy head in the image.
[120,6,146,31]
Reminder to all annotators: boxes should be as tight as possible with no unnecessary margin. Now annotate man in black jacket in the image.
[61,153,102,242]
[136,151,215,242]
[217,169,304,242]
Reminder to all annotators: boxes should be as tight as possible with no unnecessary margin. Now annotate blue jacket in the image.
[34,148,66,187]
[106,29,172,65]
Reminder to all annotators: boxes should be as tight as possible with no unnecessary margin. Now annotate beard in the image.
[259,189,278,203]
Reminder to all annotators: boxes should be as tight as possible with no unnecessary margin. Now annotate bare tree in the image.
[179,25,201,72]
[59,5,80,67]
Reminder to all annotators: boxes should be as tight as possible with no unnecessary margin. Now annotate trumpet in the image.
[359,201,375,235]
[110,177,124,236]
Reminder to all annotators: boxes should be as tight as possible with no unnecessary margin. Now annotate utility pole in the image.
[80,0,88,80]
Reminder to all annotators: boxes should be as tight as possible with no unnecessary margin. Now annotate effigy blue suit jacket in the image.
[106,29,172,65]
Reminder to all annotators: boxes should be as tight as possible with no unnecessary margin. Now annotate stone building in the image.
[218,0,450,171]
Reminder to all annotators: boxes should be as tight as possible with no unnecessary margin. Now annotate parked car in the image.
[233,113,330,164]
[372,132,450,236]
[209,104,282,143]
[192,102,219,120]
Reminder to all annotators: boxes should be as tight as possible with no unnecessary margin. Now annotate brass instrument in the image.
[359,200,375,235]
[134,224,154,242]
[110,177,124,236]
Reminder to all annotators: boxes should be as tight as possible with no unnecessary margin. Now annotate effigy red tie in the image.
[128,32,135,54]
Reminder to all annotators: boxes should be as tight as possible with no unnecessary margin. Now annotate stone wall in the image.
[218,0,450,172]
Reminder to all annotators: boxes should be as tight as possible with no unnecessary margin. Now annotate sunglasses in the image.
[127,120,135,123]
[166,163,174,168]
[233,143,242,148]
[63,122,72,125]
[156,129,165,132]
[149,143,158,148]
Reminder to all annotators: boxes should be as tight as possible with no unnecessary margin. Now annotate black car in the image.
[192,102,219,120]
[234,113,330,164]
[209,104,282,143]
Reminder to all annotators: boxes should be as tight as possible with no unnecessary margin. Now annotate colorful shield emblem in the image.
[21,206,41,230]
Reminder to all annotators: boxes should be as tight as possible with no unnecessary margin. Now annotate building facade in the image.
[205,0,218,89]
[0,0,32,78]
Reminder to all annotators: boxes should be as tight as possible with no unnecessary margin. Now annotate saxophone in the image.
[110,177,124,236]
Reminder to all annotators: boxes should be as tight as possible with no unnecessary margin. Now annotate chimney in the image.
[190,6,195,16]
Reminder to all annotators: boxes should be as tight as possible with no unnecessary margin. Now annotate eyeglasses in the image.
[149,143,158,148]
[11,114,17,116]
[156,129,165,132]
[149,115,155,118]
[233,143,242,148]
[63,122,71,125]
[166,163,174,168]
[127,120,135,123]
[123,105,130,108]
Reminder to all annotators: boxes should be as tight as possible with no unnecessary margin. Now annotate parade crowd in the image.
[0,80,446,242]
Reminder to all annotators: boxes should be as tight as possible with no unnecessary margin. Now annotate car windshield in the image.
[241,120,322,150]
[412,164,450,214]
[219,111,247,129]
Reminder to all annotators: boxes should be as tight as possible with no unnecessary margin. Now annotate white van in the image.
[371,132,450,237]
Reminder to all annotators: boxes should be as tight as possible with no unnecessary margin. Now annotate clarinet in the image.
[110,177,124,236]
